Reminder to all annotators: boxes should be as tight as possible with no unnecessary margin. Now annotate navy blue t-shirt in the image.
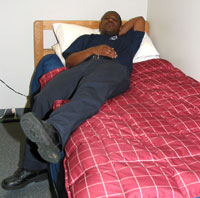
[62,29,144,73]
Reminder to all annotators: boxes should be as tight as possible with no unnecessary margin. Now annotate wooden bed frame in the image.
[34,20,149,67]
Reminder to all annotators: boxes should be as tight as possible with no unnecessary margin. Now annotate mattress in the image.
[40,58,200,198]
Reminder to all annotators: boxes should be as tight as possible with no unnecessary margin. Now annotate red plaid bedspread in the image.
[40,59,200,198]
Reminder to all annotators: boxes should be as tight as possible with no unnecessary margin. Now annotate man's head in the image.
[99,11,122,36]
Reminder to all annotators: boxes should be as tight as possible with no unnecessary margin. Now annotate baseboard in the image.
[0,108,31,123]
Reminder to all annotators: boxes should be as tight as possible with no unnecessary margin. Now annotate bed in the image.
[33,20,200,198]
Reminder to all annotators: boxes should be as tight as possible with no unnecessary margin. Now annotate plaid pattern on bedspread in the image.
[40,59,200,198]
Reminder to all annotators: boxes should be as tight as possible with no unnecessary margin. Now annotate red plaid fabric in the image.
[39,67,67,90]
[40,59,200,198]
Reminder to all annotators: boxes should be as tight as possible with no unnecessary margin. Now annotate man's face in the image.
[99,11,121,36]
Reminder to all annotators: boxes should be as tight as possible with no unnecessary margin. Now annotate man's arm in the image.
[119,16,145,36]
[66,45,117,68]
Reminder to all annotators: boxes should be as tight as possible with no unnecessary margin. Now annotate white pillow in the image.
[52,23,160,65]
[52,43,66,65]
[133,33,160,63]
[53,23,100,53]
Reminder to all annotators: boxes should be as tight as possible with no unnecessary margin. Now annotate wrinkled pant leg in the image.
[22,63,89,170]
[48,59,130,146]
[22,139,48,171]
[22,59,130,169]
[32,62,89,119]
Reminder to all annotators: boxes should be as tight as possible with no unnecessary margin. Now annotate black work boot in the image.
[1,168,47,190]
[20,112,62,164]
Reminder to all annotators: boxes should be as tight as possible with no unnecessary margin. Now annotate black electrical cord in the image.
[0,79,27,97]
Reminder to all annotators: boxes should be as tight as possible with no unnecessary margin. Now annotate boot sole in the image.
[20,113,60,164]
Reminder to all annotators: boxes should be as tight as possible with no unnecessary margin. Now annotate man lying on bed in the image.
[1,11,145,190]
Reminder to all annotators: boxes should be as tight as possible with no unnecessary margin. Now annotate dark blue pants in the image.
[22,59,130,170]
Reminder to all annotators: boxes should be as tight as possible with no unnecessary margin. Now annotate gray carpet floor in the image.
[0,122,52,198]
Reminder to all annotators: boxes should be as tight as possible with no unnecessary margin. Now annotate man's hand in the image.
[92,45,117,58]
[66,45,117,68]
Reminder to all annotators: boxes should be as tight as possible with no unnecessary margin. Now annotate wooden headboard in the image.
[34,20,149,67]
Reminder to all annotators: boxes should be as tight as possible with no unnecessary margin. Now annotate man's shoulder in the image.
[79,33,99,38]
[76,34,99,43]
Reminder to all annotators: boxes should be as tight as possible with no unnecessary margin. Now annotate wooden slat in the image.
[42,20,100,30]
[145,21,149,35]
[34,21,44,67]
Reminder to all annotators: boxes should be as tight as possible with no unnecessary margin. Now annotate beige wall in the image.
[0,0,148,109]
[3,0,199,109]
[147,0,200,82]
